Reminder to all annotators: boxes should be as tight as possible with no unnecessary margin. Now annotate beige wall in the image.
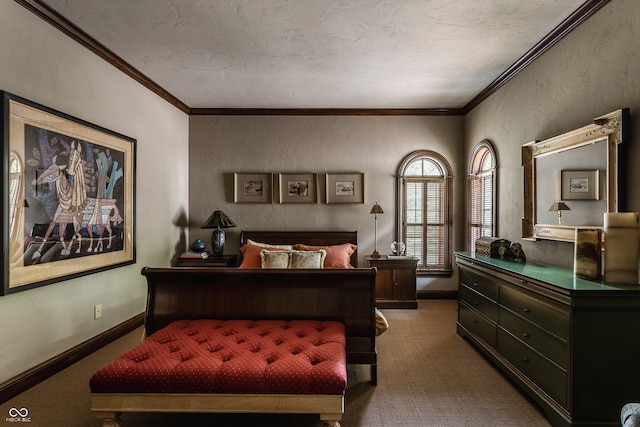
[465,0,640,268]
[0,2,189,383]
[189,115,465,290]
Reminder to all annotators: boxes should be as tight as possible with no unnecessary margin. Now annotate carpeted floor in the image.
[2,300,551,426]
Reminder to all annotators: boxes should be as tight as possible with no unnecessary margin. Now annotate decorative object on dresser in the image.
[573,228,601,279]
[391,241,406,256]
[189,239,206,253]
[509,242,526,263]
[603,212,639,285]
[365,255,417,309]
[474,236,511,258]
[455,251,640,427]
[369,203,384,259]
[548,200,570,225]
[202,209,236,256]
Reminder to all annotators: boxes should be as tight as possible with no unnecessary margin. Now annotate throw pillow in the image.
[239,244,286,268]
[292,243,357,268]
[260,250,292,268]
[290,250,326,269]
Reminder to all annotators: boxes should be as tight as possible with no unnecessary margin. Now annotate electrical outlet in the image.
[94,304,102,319]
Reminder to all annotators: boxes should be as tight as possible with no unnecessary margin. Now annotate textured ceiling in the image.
[38,0,588,110]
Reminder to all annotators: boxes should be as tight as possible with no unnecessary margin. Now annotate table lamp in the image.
[202,209,236,256]
[548,201,570,225]
[370,203,384,258]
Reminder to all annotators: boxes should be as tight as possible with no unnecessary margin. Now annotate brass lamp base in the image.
[371,250,381,259]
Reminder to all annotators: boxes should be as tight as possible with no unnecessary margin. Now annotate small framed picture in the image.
[277,173,317,204]
[326,172,364,204]
[234,172,273,203]
[560,170,600,201]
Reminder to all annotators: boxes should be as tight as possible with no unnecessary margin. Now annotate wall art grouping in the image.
[234,172,364,204]
[2,91,136,295]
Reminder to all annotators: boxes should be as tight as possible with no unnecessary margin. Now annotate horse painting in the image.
[30,141,123,261]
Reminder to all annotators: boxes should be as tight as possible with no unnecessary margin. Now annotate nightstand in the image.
[365,256,418,309]
[173,253,238,267]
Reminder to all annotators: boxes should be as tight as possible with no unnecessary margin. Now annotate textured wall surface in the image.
[465,0,640,268]
[0,2,189,383]
[189,114,464,290]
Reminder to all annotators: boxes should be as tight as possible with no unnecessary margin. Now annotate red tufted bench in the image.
[90,319,347,427]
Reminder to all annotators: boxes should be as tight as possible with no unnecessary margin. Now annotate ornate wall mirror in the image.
[522,109,628,242]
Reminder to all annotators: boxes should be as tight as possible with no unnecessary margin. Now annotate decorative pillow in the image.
[260,250,292,268]
[290,250,326,269]
[247,239,293,250]
[239,244,287,268]
[292,243,357,268]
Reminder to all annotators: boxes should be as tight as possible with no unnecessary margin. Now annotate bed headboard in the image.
[240,230,358,267]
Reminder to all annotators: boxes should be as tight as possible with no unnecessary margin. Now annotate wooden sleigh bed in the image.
[90,231,378,427]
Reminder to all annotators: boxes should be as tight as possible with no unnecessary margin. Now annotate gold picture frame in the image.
[561,170,600,201]
[2,91,136,295]
[326,172,364,204]
[234,172,273,203]
[277,173,317,204]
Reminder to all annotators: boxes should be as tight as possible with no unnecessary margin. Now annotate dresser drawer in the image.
[499,306,569,370]
[459,267,499,301]
[459,284,498,322]
[459,300,497,347]
[497,327,568,408]
[500,286,569,341]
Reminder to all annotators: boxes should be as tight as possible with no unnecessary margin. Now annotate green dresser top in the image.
[455,251,640,292]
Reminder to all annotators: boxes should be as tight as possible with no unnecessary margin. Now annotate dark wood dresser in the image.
[455,251,640,427]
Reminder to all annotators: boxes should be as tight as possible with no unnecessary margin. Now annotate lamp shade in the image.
[202,210,237,229]
[370,203,384,215]
[549,201,570,212]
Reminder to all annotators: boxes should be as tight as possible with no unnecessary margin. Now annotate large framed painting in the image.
[1,91,136,295]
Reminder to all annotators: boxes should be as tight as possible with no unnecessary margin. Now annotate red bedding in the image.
[90,319,347,395]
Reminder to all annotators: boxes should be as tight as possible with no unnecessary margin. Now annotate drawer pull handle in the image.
[523,308,531,313]
[472,282,479,287]
[522,357,529,363]
[473,301,479,306]
[522,332,530,338]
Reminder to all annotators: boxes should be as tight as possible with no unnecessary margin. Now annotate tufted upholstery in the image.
[90,319,347,395]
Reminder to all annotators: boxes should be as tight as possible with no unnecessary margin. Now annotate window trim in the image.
[467,140,497,253]
[396,150,453,275]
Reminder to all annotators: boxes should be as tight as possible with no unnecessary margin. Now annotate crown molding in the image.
[17,0,610,116]
[463,0,611,113]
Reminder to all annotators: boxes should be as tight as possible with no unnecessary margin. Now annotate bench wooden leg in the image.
[93,411,123,427]
[370,363,378,386]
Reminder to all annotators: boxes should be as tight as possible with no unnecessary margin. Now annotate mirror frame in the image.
[522,108,629,242]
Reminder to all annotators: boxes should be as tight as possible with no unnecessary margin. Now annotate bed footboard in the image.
[141,267,378,384]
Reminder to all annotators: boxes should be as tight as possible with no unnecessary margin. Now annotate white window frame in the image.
[468,140,497,254]
[396,150,453,274]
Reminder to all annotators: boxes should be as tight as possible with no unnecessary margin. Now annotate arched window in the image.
[468,140,497,253]
[397,150,453,273]
[9,151,24,241]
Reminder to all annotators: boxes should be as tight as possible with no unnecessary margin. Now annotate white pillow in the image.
[260,250,291,268]
[248,239,293,250]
